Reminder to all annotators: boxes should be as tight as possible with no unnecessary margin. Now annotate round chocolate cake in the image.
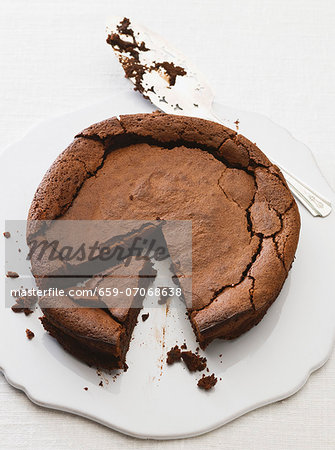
[28,112,300,369]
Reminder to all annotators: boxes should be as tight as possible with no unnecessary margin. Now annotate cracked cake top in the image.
[28,112,300,349]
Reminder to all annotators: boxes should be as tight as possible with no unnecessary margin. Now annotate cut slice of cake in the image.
[39,256,156,369]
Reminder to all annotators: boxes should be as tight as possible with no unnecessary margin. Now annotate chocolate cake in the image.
[39,257,156,369]
[28,112,300,368]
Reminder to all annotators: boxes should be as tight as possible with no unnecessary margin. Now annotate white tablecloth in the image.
[0,0,334,448]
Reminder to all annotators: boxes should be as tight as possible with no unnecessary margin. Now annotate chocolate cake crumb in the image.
[141,313,149,322]
[181,343,187,350]
[106,18,186,94]
[99,381,103,387]
[6,271,19,278]
[106,17,148,60]
[15,294,37,307]
[84,387,88,391]
[153,61,187,86]
[122,58,148,93]
[107,34,140,59]
[3,232,10,238]
[167,345,206,372]
[25,329,34,340]
[197,374,217,390]
[11,306,33,316]
[11,294,37,315]
[181,351,207,372]
[166,345,182,365]
[117,17,134,37]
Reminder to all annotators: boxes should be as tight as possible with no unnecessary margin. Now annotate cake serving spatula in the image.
[106,17,332,218]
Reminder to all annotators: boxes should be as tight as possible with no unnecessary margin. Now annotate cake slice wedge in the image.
[39,256,156,369]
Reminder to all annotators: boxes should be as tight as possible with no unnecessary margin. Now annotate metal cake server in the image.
[106,17,332,217]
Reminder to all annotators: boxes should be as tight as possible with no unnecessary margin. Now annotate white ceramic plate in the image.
[1,90,335,440]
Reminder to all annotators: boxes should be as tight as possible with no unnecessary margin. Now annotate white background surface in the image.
[0,0,334,448]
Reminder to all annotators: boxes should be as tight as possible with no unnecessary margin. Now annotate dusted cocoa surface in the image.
[59,142,261,311]
[28,112,300,360]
